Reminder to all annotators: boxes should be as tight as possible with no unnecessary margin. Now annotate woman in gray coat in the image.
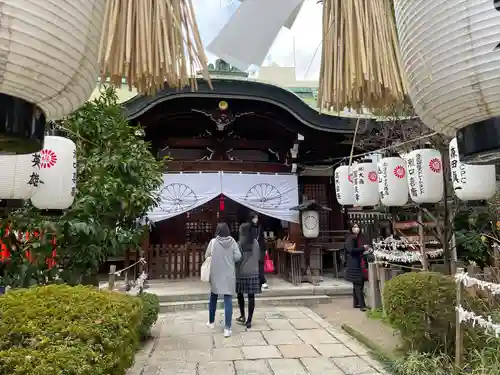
[206,222,242,337]
[236,222,262,329]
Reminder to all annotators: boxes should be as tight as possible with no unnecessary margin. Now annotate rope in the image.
[109,257,146,276]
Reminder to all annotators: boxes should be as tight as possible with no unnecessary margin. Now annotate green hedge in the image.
[383,272,457,354]
[138,292,160,340]
[383,271,500,357]
[0,284,155,375]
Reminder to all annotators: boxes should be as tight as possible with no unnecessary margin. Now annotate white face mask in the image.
[352,227,360,234]
[252,218,258,224]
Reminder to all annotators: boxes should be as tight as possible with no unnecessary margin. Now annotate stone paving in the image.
[128,306,389,375]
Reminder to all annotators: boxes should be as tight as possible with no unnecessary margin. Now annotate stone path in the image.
[128,307,389,375]
[313,298,400,355]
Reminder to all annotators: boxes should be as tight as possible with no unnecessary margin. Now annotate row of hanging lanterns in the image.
[0,136,77,210]
[334,141,497,207]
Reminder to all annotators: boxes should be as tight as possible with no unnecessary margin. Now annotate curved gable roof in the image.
[122,78,376,134]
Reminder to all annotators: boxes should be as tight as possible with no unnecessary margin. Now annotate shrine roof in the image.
[122,78,380,135]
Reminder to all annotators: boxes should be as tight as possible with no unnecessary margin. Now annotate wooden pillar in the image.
[455,267,464,367]
[418,208,428,271]
[368,262,381,309]
[378,266,392,315]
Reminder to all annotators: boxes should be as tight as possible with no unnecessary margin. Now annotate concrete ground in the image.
[128,307,390,375]
[313,298,401,355]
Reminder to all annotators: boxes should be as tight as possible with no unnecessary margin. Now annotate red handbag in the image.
[264,251,275,273]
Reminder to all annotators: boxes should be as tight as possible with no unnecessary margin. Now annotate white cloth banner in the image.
[147,173,221,222]
[221,173,300,223]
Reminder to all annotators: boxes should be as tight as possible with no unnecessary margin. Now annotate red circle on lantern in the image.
[348,175,353,183]
[40,149,58,169]
[368,171,377,182]
[429,158,442,173]
[393,165,406,179]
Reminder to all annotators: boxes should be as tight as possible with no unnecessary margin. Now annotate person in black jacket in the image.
[344,223,371,311]
[248,211,268,289]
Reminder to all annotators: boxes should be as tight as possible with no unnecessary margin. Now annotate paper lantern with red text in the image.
[377,157,409,206]
[334,165,355,206]
[31,136,77,210]
[406,149,444,204]
[353,160,379,206]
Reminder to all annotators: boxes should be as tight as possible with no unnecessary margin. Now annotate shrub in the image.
[138,292,160,339]
[0,284,143,375]
[383,272,457,354]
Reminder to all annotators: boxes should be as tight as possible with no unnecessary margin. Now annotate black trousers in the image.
[259,260,267,284]
[352,280,366,308]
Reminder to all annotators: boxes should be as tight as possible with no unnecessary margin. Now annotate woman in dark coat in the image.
[248,211,268,289]
[344,223,371,311]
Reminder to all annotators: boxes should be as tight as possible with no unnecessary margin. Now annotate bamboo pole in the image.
[318,0,407,112]
[98,0,211,95]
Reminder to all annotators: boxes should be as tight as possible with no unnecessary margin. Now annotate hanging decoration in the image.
[31,136,77,210]
[301,210,320,238]
[0,1,105,121]
[406,149,444,204]
[99,0,210,95]
[318,0,407,112]
[393,0,500,163]
[334,165,355,206]
[455,270,500,337]
[207,0,304,72]
[372,236,443,264]
[353,161,379,206]
[0,152,41,199]
[448,138,496,201]
[377,157,409,206]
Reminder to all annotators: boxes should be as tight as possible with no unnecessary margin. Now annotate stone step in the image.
[160,295,332,313]
[157,286,351,303]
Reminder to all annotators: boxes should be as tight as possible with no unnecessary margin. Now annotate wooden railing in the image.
[126,243,207,280]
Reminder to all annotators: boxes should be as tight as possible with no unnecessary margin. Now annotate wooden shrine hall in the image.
[122,68,380,284]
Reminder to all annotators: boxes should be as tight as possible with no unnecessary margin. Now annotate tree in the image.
[2,87,163,286]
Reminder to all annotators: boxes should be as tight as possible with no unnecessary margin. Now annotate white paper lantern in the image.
[301,210,319,238]
[0,153,39,199]
[377,157,409,206]
[0,1,105,120]
[394,0,500,136]
[449,138,496,200]
[353,161,379,206]
[406,149,444,204]
[31,136,77,209]
[334,165,355,205]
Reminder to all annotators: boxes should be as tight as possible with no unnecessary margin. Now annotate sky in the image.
[191,0,323,80]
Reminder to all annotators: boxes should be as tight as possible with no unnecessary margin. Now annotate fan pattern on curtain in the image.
[147,172,300,223]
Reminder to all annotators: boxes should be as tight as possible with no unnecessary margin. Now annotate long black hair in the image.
[238,222,254,252]
[215,222,231,238]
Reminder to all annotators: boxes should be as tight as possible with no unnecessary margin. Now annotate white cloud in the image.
[192,0,323,80]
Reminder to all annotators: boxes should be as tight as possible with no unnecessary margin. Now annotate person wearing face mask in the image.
[344,223,371,311]
[248,212,268,289]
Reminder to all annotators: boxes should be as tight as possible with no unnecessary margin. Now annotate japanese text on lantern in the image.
[407,157,417,197]
[415,153,424,195]
[450,145,466,184]
[379,162,389,199]
[334,170,341,200]
[352,169,359,201]
[358,166,365,185]
[71,149,77,197]
[28,152,42,187]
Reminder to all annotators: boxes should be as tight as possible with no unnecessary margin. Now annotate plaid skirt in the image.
[236,275,262,295]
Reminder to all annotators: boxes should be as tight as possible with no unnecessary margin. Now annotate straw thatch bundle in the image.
[317,0,407,113]
[98,0,210,95]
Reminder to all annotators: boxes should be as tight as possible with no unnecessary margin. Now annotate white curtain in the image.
[147,173,221,222]
[221,172,300,223]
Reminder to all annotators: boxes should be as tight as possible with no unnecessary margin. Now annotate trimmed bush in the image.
[138,292,160,339]
[383,272,457,354]
[0,284,143,375]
